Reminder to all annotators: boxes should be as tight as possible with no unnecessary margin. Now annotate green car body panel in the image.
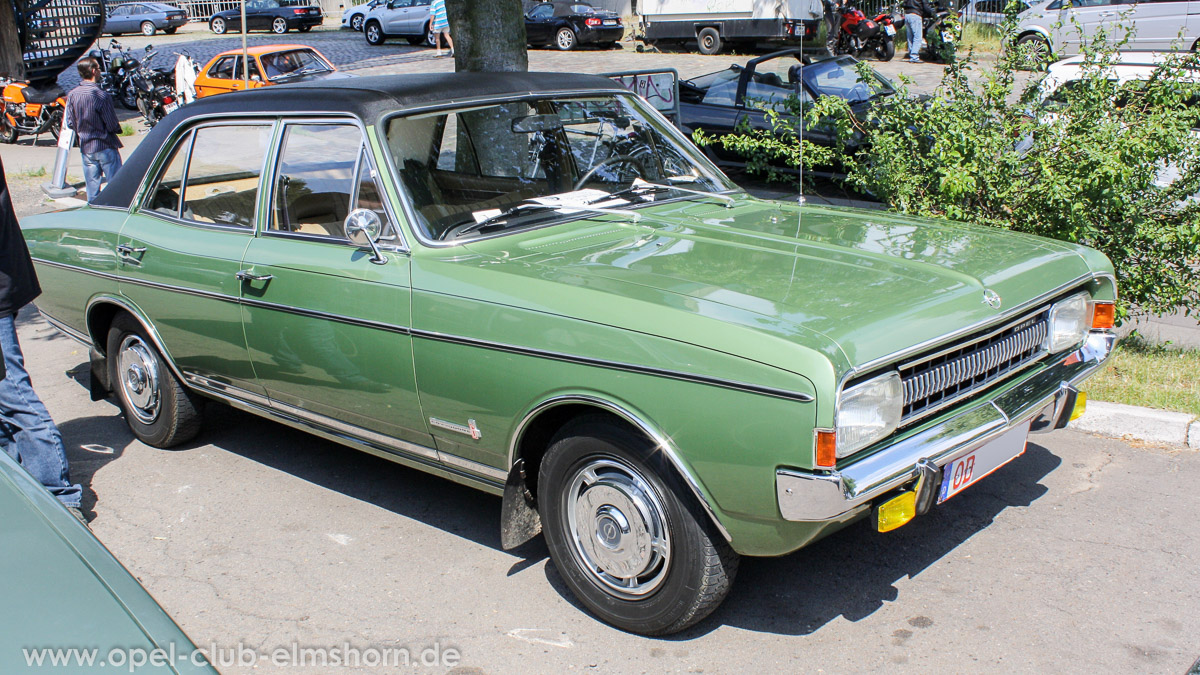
[20,80,1118,561]
[0,451,215,674]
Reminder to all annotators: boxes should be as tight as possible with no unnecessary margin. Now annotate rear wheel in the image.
[555,26,577,51]
[298,24,312,32]
[876,37,895,61]
[365,21,385,45]
[210,17,226,34]
[272,17,289,33]
[106,314,203,448]
[696,26,722,54]
[141,21,156,36]
[1016,34,1050,70]
[538,416,738,635]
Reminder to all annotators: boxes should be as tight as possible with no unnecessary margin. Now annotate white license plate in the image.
[603,20,616,25]
[937,422,1029,503]
[163,102,179,114]
[884,24,895,35]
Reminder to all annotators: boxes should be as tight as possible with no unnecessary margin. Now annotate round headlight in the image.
[1046,292,1090,353]
[836,371,903,458]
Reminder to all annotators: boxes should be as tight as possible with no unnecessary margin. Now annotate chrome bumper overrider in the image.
[776,332,1116,522]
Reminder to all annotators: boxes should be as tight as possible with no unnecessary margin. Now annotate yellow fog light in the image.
[875,491,917,533]
[1070,391,1087,421]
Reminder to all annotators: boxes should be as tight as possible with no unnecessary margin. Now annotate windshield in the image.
[385,94,735,242]
[802,57,894,104]
[261,49,332,80]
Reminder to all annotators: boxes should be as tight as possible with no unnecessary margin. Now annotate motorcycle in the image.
[0,78,65,144]
[920,8,960,63]
[92,39,141,110]
[131,47,187,128]
[833,5,897,61]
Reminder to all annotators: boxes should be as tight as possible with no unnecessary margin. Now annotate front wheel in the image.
[272,17,289,34]
[120,81,138,110]
[141,21,156,36]
[555,26,577,51]
[1015,34,1050,70]
[538,417,738,635]
[364,21,385,45]
[350,14,364,31]
[0,118,17,144]
[107,313,203,448]
[210,17,226,34]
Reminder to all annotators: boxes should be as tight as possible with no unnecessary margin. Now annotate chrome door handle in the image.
[235,270,274,282]
[116,244,147,256]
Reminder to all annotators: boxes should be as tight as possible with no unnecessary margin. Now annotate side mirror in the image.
[145,45,153,52]
[345,209,388,264]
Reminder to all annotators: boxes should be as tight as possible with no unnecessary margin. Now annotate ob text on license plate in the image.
[938,422,1030,503]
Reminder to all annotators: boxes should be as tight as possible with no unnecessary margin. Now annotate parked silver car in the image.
[1015,0,1200,60]
[341,0,384,31]
[362,0,434,46]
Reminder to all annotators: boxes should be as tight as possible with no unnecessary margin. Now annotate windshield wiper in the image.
[589,179,736,208]
[448,200,643,239]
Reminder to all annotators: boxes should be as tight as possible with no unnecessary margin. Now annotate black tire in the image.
[298,24,312,32]
[210,17,227,34]
[1016,34,1050,70]
[0,118,18,144]
[164,27,178,34]
[106,313,203,448]
[364,21,385,45]
[272,17,289,34]
[350,14,364,31]
[538,416,738,636]
[876,37,895,61]
[555,26,577,51]
[696,26,722,55]
[120,81,138,110]
[141,21,156,36]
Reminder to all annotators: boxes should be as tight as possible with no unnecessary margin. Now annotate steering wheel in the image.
[573,155,644,191]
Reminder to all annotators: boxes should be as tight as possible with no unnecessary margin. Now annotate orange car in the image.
[193,45,351,98]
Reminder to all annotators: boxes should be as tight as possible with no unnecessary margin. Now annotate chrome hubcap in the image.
[558,31,572,48]
[117,335,161,425]
[566,457,670,598]
[274,19,285,31]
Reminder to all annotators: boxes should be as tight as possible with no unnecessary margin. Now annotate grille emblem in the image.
[982,289,1002,310]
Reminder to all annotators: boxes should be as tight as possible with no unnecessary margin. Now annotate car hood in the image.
[457,194,1104,372]
[0,452,213,673]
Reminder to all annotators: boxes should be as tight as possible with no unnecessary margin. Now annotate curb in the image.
[1072,400,1200,450]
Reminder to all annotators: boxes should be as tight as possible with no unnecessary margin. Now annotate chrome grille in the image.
[899,310,1049,422]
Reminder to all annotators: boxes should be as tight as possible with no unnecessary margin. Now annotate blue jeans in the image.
[81,147,122,203]
[0,314,81,507]
[906,13,923,60]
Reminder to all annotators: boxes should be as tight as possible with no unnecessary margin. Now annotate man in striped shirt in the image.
[65,57,124,202]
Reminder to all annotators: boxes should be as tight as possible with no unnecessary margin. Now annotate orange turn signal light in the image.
[815,430,837,469]
[1091,302,1115,330]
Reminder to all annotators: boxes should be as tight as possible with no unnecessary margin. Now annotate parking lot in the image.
[5,22,1200,675]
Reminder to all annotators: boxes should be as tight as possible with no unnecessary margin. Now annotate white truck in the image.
[636,0,823,54]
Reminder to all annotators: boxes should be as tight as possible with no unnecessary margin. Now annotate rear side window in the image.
[208,56,236,79]
[145,124,273,228]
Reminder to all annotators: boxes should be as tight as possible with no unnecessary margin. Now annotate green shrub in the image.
[698,22,1200,322]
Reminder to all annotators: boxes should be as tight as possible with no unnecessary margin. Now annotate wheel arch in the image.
[85,295,188,386]
[502,393,733,548]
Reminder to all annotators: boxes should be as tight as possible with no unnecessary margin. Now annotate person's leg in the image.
[443,29,453,55]
[905,13,923,61]
[96,147,123,194]
[825,10,840,55]
[80,151,102,202]
[0,314,81,508]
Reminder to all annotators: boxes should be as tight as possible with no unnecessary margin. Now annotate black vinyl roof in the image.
[94,71,626,209]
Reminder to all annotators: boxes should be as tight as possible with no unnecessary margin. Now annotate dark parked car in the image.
[679,49,897,171]
[104,2,188,36]
[209,0,323,35]
[525,1,623,51]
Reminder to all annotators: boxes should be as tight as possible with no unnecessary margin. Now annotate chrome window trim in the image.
[375,90,740,250]
[507,394,732,542]
[261,117,409,252]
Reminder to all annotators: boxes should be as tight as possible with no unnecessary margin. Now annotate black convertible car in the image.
[210,0,323,34]
[525,1,623,51]
[679,49,897,173]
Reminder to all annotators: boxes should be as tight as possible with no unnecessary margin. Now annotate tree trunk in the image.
[444,0,527,73]
[0,0,26,81]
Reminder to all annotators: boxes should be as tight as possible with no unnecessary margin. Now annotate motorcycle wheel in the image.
[120,82,138,110]
[0,119,17,144]
[875,38,895,61]
[48,110,63,141]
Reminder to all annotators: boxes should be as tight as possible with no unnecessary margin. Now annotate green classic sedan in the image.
[22,72,1118,635]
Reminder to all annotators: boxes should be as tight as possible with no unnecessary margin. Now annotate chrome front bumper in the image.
[776,331,1116,522]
